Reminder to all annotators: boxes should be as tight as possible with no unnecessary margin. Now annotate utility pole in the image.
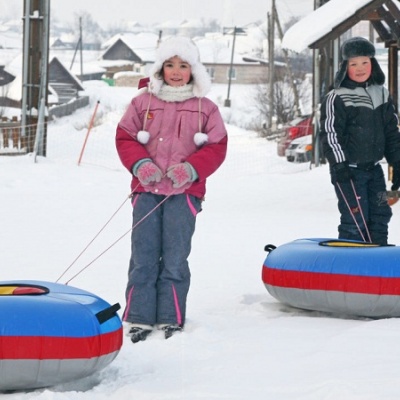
[79,18,83,78]
[273,2,300,117]
[70,17,83,78]
[224,27,236,107]
[267,0,275,132]
[22,0,50,155]
[157,30,163,47]
[223,27,246,107]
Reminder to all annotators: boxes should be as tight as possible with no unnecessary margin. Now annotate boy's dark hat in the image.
[341,36,375,60]
[333,36,385,89]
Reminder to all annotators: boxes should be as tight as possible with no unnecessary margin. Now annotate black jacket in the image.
[320,78,400,167]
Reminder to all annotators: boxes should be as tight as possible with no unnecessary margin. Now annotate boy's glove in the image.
[136,161,162,186]
[333,162,353,183]
[391,162,400,191]
[166,162,197,188]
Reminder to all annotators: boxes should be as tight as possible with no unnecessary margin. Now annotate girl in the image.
[116,36,227,342]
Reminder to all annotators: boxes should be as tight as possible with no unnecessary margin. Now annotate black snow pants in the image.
[331,163,392,245]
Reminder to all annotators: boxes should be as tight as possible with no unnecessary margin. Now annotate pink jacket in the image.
[116,92,227,198]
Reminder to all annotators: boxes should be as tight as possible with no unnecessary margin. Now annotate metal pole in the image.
[21,0,31,142]
[224,27,237,107]
[79,17,83,77]
[34,97,45,162]
[35,0,50,158]
[268,3,275,131]
[313,48,320,167]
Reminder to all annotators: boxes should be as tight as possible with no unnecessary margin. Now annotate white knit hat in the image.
[148,36,211,98]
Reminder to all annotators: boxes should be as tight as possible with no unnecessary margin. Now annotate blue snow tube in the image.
[262,238,400,318]
[0,280,123,391]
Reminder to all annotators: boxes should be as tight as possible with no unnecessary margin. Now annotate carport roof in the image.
[282,0,400,53]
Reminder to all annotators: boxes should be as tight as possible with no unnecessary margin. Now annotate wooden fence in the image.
[0,96,90,155]
[0,117,28,155]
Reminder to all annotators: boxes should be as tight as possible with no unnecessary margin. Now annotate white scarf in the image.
[156,83,195,102]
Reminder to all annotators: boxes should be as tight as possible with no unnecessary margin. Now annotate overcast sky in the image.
[1,0,313,28]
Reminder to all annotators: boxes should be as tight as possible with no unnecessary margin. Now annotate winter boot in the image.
[128,326,153,343]
[161,324,183,339]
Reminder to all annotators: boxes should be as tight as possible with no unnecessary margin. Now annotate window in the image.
[207,67,215,80]
[226,67,236,80]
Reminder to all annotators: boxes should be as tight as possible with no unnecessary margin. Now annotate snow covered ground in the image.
[2,81,400,399]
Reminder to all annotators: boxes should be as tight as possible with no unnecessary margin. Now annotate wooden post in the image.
[11,116,19,149]
[22,0,50,154]
[388,45,398,112]
[2,117,9,148]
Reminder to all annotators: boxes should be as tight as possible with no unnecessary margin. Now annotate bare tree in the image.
[252,80,297,139]
[73,11,105,48]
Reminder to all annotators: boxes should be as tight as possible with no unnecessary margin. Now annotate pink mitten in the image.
[166,163,196,188]
[136,161,162,185]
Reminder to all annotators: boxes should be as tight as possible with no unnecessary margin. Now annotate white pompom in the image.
[137,130,150,144]
[194,132,208,146]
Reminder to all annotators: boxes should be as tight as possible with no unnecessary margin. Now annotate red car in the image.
[277,116,314,157]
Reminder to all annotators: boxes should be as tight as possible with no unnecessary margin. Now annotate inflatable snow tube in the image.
[0,280,123,391]
[262,238,400,318]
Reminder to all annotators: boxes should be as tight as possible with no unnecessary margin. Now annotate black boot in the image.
[161,325,182,339]
[129,326,153,343]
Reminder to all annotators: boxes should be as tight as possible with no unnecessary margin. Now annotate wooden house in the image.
[0,55,88,120]
[101,32,159,78]
[0,66,16,87]
[48,57,84,104]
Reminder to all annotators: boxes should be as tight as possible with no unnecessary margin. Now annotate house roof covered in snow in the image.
[102,32,159,63]
[282,0,400,53]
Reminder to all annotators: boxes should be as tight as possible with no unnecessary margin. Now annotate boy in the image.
[320,36,400,245]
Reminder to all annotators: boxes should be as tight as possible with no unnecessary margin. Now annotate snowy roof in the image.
[5,73,22,101]
[0,30,22,49]
[154,19,186,29]
[0,48,20,68]
[4,53,22,76]
[102,32,159,62]
[195,35,240,64]
[282,0,388,53]
[195,31,266,65]
[101,30,266,66]
[180,19,206,29]
[242,56,286,68]
[3,53,86,101]
[50,49,106,76]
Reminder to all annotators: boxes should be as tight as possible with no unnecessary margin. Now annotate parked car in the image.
[285,134,313,163]
[277,116,313,157]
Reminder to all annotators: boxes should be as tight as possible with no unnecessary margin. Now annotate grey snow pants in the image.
[123,192,202,327]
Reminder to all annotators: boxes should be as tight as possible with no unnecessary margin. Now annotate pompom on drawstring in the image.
[194,132,208,146]
[137,130,150,144]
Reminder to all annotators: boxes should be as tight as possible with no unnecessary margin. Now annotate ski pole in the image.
[336,180,372,243]
[349,180,372,242]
